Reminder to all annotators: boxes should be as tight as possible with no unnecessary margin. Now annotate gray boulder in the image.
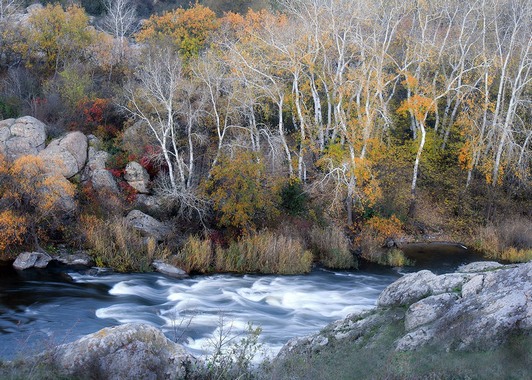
[152,259,188,278]
[125,161,150,194]
[377,270,473,307]
[457,261,504,273]
[13,252,52,270]
[51,323,196,380]
[125,210,170,241]
[91,169,119,194]
[135,194,164,212]
[404,293,459,331]
[39,131,88,178]
[377,270,437,307]
[0,116,47,160]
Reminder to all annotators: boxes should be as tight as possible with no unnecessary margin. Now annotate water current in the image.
[0,243,482,360]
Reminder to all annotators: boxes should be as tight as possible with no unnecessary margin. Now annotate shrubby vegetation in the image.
[0,0,530,271]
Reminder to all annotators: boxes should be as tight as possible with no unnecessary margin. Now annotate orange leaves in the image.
[0,210,27,252]
[136,4,219,58]
[397,94,435,122]
[365,215,403,239]
[0,154,76,252]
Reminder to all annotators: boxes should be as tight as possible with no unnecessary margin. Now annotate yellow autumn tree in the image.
[206,151,279,235]
[0,154,76,253]
[21,3,96,74]
[135,4,219,59]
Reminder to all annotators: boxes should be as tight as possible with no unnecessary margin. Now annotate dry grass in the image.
[83,215,168,272]
[173,231,313,274]
[175,235,212,273]
[216,231,313,274]
[309,225,356,269]
[475,216,532,263]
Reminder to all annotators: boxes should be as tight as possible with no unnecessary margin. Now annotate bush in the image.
[83,215,168,272]
[309,225,356,269]
[200,315,263,380]
[216,231,312,274]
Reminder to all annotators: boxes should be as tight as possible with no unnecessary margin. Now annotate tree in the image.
[123,45,208,221]
[206,150,278,235]
[135,4,219,59]
[22,3,96,75]
[0,154,76,252]
[100,0,138,60]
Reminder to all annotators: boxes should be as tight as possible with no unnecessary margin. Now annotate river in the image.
[0,243,483,360]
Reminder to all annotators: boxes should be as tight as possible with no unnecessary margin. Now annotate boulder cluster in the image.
[2,116,188,277]
[279,261,532,357]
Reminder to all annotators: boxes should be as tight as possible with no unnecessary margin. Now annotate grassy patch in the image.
[83,215,169,272]
[268,323,532,380]
[173,231,313,274]
[309,225,356,269]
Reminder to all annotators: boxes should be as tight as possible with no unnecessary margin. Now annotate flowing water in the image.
[0,243,482,360]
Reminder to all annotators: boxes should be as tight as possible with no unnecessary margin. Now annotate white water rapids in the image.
[0,266,399,359]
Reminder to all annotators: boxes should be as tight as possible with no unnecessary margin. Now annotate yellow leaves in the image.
[365,215,404,240]
[402,72,419,89]
[458,141,473,171]
[23,3,95,72]
[3,154,75,224]
[206,151,278,234]
[136,4,219,59]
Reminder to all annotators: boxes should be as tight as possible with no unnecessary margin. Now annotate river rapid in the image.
[0,244,482,360]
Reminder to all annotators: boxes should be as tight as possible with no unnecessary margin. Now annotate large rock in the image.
[124,161,150,194]
[278,261,532,356]
[91,169,119,194]
[377,270,473,307]
[125,210,170,241]
[152,259,188,278]
[0,116,47,160]
[50,323,196,380]
[13,252,52,270]
[53,248,94,267]
[39,131,88,178]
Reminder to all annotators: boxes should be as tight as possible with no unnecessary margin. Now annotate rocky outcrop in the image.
[0,116,47,160]
[124,161,150,194]
[39,131,88,178]
[125,210,170,241]
[13,251,52,270]
[152,259,188,278]
[44,323,196,380]
[278,261,532,358]
[80,135,120,194]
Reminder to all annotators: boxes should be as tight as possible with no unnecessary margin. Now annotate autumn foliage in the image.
[0,154,75,254]
[136,4,219,58]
